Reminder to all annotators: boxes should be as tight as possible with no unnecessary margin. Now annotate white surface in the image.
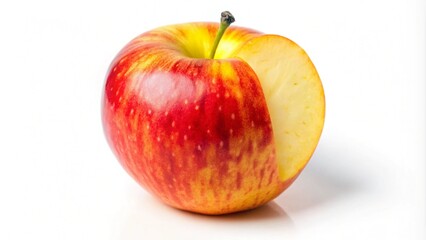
[1,0,425,239]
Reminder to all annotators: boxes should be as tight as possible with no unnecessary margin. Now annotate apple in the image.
[102,11,325,215]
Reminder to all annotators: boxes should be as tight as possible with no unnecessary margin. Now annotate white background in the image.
[1,0,425,239]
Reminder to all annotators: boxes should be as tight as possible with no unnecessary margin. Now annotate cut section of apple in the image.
[234,35,325,181]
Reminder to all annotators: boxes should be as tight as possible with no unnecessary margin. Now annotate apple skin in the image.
[102,23,297,215]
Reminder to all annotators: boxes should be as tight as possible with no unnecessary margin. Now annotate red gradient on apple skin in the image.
[102,23,292,214]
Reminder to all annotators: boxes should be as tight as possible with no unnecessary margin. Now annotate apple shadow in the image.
[275,141,376,213]
[117,188,294,239]
[175,200,294,225]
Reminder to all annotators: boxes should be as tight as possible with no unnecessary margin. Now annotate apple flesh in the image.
[234,35,325,181]
[102,22,324,215]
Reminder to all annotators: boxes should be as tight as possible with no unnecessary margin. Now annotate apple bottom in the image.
[119,148,301,215]
[155,172,299,215]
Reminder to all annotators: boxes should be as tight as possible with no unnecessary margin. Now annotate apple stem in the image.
[209,11,235,59]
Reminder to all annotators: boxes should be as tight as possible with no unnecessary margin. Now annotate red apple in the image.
[102,12,325,215]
